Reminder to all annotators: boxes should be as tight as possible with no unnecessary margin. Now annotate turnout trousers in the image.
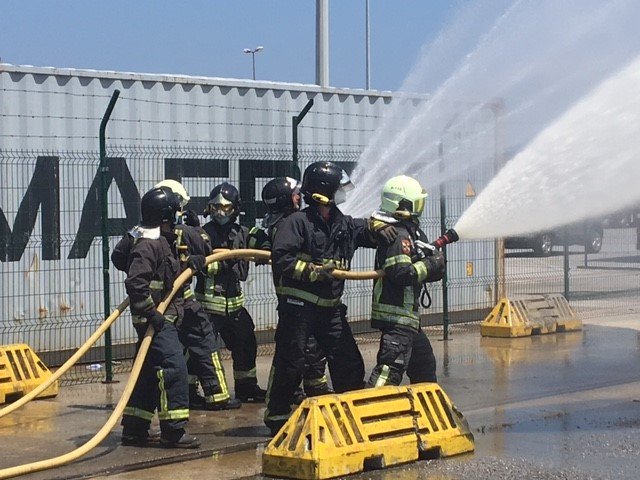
[366,324,437,387]
[302,335,329,394]
[178,299,231,403]
[265,301,365,429]
[122,321,189,437]
[209,307,258,388]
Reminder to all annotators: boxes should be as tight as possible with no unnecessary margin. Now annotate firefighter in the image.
[250,177,332,402]
[154,180,241,411]
[117,187,200,448]
[264,161,394,435]
[195,182,267,403]
[366,175,446,387]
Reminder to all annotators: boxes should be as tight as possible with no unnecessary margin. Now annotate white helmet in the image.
[154,179,190,208]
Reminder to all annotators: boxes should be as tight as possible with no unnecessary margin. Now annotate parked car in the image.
[504,221,603,256]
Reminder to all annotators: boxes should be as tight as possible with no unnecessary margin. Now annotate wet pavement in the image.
[1,313,639,480]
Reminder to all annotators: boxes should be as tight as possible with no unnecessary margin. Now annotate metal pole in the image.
[563,227,570,299]
[365,0,371,89]
[490,100,506,302]
[252,53,256,80]
[316,0,329,87]
[438,142,450,340]
[292,99,314,171]
[99,89,120,383]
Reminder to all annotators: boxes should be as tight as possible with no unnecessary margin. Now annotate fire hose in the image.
[0,249,380,478]
[0,233,459,478]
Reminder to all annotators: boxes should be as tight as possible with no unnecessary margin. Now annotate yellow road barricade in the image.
[263,383,474,480]
[481,294,582,338]
[0,344,58,405]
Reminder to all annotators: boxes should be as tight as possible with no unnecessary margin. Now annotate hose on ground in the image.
[0,249,254,479]
[0,248,382,478]
[0,298,130,419]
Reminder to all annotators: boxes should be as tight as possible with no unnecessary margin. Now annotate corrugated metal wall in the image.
[0,65,497,359]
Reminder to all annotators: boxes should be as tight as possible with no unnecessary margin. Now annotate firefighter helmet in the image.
[154,179,190,207]
[261,177,301,214]
[379,175,428,219]
[140,186,181,228]
[206,182,241,224]
[301,161,354,206]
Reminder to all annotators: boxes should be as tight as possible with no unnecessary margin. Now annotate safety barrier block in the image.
[480,294,582,338]
[262,383,474,480]
[0,344,59,404]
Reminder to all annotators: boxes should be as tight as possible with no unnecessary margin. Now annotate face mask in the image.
[334,188,347,205]
[213,213,231,225]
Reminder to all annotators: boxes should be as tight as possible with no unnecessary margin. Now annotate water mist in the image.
[344,0,640,242]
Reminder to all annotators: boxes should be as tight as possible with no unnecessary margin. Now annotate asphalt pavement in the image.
[1,312,639,480]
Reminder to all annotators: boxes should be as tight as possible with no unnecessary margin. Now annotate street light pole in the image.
[243,45,264,80]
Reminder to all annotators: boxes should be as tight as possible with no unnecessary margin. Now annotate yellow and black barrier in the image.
[0,344,58,405]
[262,383,474,480]
[480,293,582,338]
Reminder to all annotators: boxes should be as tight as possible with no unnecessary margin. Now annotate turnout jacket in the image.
[271,206,376,307]
[195,221,249,314]
[174,224,212,300]
[371,221,433,331]
[113,228,183,324]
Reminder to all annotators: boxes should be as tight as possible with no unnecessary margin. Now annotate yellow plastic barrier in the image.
[480,294,582,338]
[262,383,474,480]
[0,344,58,404]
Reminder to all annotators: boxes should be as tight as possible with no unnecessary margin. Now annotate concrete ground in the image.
[1,312,639,480]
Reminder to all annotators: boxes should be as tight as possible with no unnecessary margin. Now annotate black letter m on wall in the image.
[0,156,60,262]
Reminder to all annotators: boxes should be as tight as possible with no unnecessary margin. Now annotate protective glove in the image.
[311,261,337,282]
[367,218,398,244]
[182,209,201,227]
[421,251,446,282]
[254,254,271,266]
[147,311,166,332]
[187,254,206,273]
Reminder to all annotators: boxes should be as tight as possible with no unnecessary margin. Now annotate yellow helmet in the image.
[379,175,427,219]
[154,179,190,208]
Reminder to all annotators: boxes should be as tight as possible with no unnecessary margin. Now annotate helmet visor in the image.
[340,170,355,192]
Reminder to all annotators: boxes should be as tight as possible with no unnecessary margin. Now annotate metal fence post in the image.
[99,89,120,383]
[439,142,450,340]
[292,99,314,170]
[563,227,570,299]
[490,100,506,303]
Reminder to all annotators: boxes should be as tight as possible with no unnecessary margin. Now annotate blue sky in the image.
[1,0,460,91]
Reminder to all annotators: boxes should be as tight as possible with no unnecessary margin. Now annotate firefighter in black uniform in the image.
[249,177,331,401]
[155,180,240,411]
[264,161,388,435]
[116,187,200,448]
[195,182,267,403]
[366,175,445,387]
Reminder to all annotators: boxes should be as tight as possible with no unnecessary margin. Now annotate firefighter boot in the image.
[235,381,267,403]
[160,429,201,449]
[205,397,242,411]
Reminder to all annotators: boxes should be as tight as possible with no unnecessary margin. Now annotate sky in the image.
[0,0,461,92]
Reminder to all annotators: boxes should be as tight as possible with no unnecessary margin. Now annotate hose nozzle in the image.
[431,228,459,250]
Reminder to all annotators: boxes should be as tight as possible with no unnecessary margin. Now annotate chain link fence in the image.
[2,80,639,385]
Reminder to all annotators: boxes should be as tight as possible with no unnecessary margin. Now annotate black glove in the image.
[421,251,446,282]
[368,218,398,244]
[182,209,201,227]
[187,254,206,273]
[147,311,166,332]
[254,254,271,266]
[312,261,337,282]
